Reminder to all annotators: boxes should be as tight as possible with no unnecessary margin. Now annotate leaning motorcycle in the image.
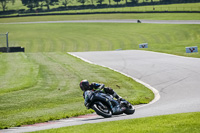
[84,90,135,118]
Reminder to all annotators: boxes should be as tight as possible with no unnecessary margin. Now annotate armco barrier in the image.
[0,47,25,53]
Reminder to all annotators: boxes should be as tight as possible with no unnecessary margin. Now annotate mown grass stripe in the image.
[0,53,39,94]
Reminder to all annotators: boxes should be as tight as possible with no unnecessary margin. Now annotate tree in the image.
[96,0,104,5]
[11,0,14,5]
[44,0,58,10]
[90,0,94,5]
[21,0,40,11]
[0,0,15,11]
[113,0,121,5]
[160,0,172,3]
[62,0,70,8]
[77,0,87,5]
[108,0,111,5]
[125,0,127,5]
[0,0,8,11]
[131,0,138,4]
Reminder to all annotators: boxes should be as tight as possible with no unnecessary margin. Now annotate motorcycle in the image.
[84,89,135,118]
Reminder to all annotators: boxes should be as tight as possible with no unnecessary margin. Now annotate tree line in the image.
[1,0,200,12]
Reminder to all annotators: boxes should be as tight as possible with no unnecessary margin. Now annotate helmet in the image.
[80,80,90,91]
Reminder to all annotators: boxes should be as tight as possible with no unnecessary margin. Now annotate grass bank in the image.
[0,23,199,58]
[32,112,200,133]
[0,52,153,129]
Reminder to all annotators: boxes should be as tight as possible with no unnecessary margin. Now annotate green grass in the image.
[0,23,200,57]
[0,13,200,24]
[0,52,153,129]
[32,112,200,133]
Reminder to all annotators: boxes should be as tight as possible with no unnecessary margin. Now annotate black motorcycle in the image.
[84,89,135,118]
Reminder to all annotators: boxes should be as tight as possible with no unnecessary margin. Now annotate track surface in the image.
[2,50,200,133]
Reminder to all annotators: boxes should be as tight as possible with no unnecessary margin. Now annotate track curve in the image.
[70,50,200,117]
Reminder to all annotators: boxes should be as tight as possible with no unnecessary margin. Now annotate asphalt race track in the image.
[2,50,200,133]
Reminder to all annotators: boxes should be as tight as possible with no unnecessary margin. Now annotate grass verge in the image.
[0,52,153,129]
[32,112,200,133]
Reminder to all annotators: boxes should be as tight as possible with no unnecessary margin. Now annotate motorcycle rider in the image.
[80,79,125,114]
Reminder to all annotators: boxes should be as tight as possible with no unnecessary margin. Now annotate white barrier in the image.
[186,46,198,53]
[139,43,148,48]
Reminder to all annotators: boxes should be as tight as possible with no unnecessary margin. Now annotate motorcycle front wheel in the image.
[92,102,112,118]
